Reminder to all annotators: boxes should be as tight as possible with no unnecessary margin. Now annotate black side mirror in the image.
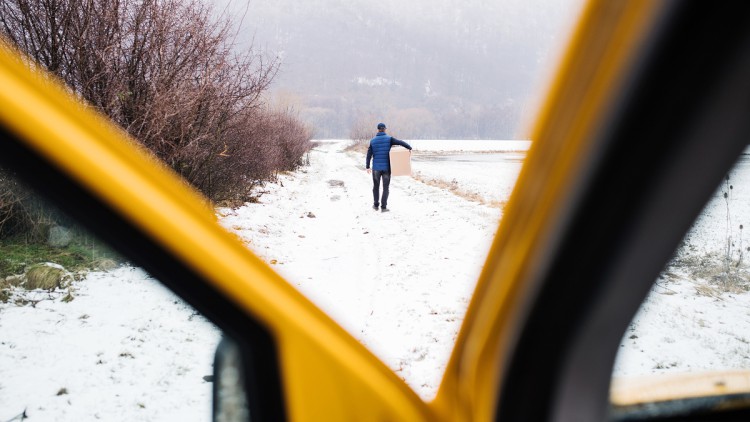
[213,337,251,422]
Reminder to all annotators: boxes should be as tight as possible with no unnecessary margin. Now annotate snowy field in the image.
[409,140,528,205]
[613,153,750,377]
[0,268,220,421]
[3,139,750,421]
[407,139,531,152]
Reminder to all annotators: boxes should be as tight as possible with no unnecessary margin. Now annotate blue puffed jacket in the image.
[365,132,412,171]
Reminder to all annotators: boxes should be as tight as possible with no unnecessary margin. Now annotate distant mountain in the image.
[214,0,583,139]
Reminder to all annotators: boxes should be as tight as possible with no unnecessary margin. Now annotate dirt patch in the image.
[328,179,346,188]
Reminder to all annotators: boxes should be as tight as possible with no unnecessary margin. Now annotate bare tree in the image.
[348,111,379,153]
[0,0,311,205]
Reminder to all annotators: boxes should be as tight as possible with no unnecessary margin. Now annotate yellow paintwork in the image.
[433,1,666,420]
[2,1,743,420]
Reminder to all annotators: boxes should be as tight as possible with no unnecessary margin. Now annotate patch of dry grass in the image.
[670,250,750,294]
[694,283,724,299]
[24,264,70,290]
[412,172,506,209]
[344,139,369,154]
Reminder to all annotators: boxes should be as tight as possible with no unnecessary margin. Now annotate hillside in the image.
[215,0,584,138]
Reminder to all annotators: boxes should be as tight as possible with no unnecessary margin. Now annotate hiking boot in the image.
[381,207,390,213]
[372,205,379,210]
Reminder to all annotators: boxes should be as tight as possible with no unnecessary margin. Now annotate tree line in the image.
[0,0,312,240]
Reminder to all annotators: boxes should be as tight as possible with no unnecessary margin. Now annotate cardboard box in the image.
[389,146,412,176]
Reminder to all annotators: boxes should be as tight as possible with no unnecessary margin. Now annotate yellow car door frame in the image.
[459,2,750,421]
[3,1,750,421]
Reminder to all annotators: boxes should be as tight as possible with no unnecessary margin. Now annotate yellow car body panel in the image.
[433,1,665,419]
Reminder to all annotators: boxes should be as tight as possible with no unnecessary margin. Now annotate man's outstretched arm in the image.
[390,138,412,150]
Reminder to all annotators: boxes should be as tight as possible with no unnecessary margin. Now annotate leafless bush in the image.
[346,113,377,153]
[195,106,313,203]
[0,169,58,241]
[0,0,311,205]
[349,114,377,143]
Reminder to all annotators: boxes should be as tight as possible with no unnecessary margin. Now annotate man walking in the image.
[365,122,412,212]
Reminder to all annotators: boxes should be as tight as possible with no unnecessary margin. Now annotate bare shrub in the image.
[346,113,378,153]
[349,114,378,143]
[198,106,313,204]
[714,175,749,291]
[0,0,312,204]
[0,169,61,241]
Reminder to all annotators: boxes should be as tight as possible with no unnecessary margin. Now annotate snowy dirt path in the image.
[220,139,503,399]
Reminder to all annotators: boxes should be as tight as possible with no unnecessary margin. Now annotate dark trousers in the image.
[372,170,391,208]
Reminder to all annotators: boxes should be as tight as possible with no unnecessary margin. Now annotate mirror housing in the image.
[213,337,251,422]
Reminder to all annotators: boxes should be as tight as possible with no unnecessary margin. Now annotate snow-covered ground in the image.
[409,140,528,205]
[3,139,750,421]
[218,139,509,399]
[0,267,220,421]
[613,154,750,378]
